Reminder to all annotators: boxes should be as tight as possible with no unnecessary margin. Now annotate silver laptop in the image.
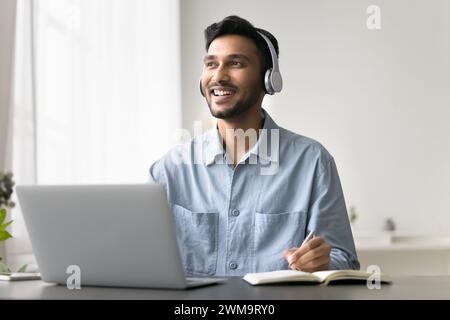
[16,184,226,289]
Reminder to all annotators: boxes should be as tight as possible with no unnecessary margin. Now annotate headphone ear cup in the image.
[264,69,275,95]
[199,80,205,97]
[270,70,283,93]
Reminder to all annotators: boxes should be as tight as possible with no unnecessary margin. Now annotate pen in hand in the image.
[288,229,315,269]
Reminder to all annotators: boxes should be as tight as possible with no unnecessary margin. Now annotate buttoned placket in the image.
[224,160,237,275]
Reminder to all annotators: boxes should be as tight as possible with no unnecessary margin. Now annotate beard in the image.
[206,84,262,120]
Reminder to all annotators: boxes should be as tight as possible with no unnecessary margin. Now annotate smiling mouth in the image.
[209,87,237,97]
[210,89,236,105]
[212,89,235,96]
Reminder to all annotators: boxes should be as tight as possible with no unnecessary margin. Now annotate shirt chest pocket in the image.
[172,204,218,276]
[254,211,307,272]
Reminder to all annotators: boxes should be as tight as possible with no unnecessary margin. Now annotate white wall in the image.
[180,0,450,234]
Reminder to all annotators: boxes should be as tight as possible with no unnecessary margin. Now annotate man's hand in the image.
[283,236,331,273]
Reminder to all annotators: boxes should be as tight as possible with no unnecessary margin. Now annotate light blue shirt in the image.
[148,109,359,277]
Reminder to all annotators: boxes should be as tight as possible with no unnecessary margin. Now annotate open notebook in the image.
[243,269,392,286]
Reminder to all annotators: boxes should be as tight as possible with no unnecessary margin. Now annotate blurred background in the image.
[1,0,449,276]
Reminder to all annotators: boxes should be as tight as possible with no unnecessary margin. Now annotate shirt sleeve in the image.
[307,157,360,270]
[147,159,165,185]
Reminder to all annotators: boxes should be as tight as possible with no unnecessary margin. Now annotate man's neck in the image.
[217,107,263,166]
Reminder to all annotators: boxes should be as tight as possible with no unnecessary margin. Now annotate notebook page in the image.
[313,270,371,282]
[251,270,312,280]
[243,270,319,285]
[312,270,342,282]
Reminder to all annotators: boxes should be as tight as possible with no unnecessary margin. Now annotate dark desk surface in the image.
[1,276,450,300]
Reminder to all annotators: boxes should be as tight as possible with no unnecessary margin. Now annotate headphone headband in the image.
[257,32,280,74]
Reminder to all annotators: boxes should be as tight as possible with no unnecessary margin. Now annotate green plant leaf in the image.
[0,208,6,225]
[0,261,12,274]
[17,264,28,273]
[0,219,13,230]
[0,230,12,241]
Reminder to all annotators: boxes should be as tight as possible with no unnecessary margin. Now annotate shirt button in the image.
[231,209,240,217]
[229,261,238,270]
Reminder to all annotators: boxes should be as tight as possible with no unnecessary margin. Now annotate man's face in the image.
[201,34,265,119]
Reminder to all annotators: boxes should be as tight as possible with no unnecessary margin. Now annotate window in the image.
[8,0,181,267]
[33,0,181,184]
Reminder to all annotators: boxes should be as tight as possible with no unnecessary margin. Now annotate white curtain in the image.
[7,0,181,270]
[0,0,17,263]
[0,0,17,173]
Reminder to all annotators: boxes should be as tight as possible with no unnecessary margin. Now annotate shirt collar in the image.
[204,108,279,166]
[204,128,225,166]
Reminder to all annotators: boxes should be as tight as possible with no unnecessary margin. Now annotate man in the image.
[148,15,359,277]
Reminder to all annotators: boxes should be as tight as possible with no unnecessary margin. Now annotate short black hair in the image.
[204,15,279,74]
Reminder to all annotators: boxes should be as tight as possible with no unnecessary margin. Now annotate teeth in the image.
[213,90,234,96]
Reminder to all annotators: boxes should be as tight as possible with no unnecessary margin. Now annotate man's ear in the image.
[199,80,205,97]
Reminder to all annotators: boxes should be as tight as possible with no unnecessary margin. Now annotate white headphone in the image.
[200,31,283,96]
[257,31,283,95]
